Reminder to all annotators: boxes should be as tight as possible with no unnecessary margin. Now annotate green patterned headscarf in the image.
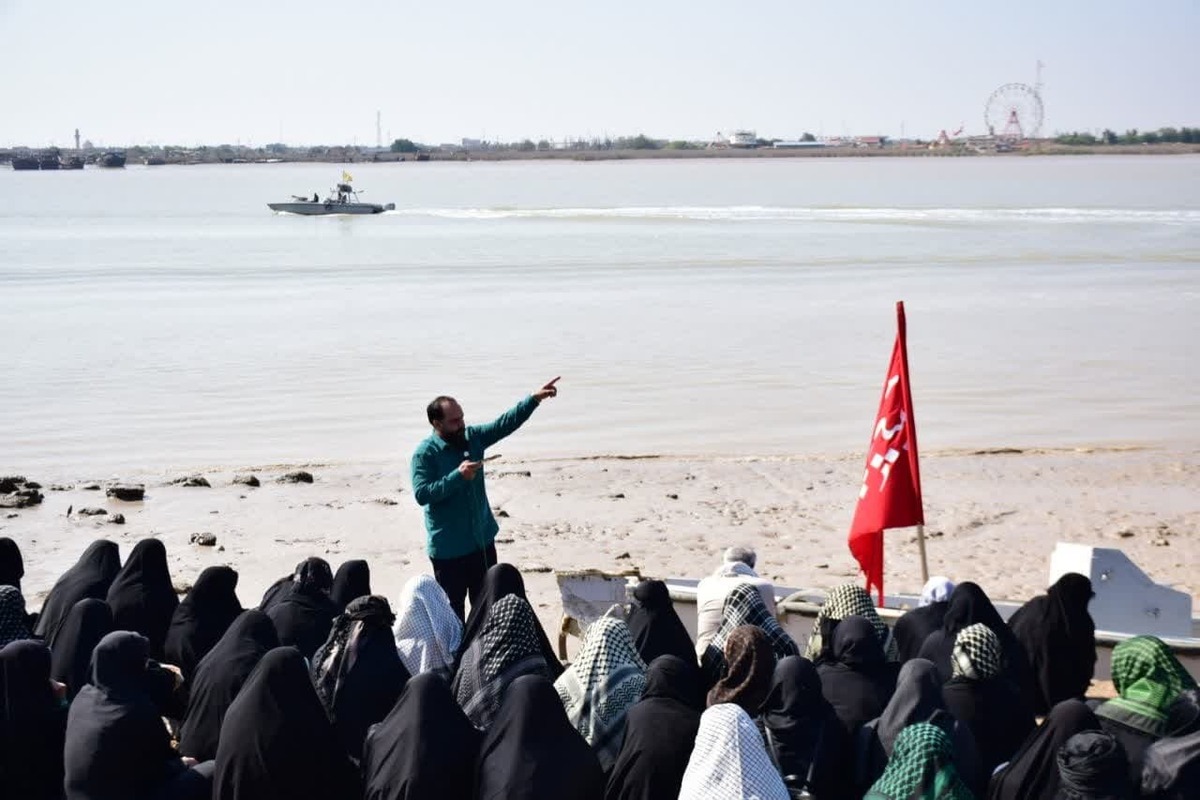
[1096,635,1198,736]
[864,722,973,800]
[805,583,898,662]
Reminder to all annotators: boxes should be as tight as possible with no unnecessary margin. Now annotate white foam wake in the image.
[382,206,1200,225]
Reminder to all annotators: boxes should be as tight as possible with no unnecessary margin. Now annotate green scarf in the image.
[1097,635,1197,736]
[865,722,973,800]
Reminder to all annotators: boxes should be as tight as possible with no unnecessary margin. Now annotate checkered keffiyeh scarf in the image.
[864,722,973,800]
[678,703,790,800]
[702,583,799,683]
[393,575,462,679]
[1097,635,1199,736]
[805,583,897,662]
[554,616,647,771]
[951,622,1002,681]
[0,585,32,647]
[453,594,549,730]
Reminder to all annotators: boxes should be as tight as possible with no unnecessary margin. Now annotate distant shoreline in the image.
[4,142,1198,169]
[376,142,1200,163]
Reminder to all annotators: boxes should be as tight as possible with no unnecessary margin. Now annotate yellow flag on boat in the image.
[342,170,353,183]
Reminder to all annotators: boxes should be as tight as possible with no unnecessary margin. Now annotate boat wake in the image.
[383,206,1200,225]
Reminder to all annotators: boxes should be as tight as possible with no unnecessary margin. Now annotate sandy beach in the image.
[3,445,1196,657]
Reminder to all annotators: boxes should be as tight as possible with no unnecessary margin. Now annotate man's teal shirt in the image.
[411,395,539,559]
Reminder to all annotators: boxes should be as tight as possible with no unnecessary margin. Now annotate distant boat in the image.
[11,150,85,170]
[96,151,126,168]
[268,180,395,215]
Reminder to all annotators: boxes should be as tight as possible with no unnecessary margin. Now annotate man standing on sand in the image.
[411,378,560,619]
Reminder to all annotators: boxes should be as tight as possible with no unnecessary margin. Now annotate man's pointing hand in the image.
[532,376,561,402]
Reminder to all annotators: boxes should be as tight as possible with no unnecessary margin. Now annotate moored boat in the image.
[96,151,126,168]
[38,149,61,170]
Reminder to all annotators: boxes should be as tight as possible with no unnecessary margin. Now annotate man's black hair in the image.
[427,395,456,424]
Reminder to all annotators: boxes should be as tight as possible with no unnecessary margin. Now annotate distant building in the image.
[461,138,485,150]
[727,130,758,148]
[854,136,888,148]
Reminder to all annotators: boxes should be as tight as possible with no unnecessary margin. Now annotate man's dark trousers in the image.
[431,543,497,620]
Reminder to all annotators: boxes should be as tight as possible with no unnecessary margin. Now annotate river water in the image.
[1,156,1197,480]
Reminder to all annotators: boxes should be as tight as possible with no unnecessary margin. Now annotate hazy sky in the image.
[2,0,1196,147]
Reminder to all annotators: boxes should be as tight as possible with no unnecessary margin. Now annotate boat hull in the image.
[268,201,394,215]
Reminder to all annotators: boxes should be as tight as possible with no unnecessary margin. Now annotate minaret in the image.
[75,128,81,151]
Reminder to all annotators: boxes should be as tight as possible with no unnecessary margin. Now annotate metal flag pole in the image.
[916,523,929,583]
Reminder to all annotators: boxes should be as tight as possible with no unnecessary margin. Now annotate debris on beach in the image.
[190,532,218,547]
[494,470,532,478]
[522,563,553,573]
[173,475,211,488]
[81,483,101,491]
[106,483,146,501]
[77,507,107,517]
[372,497,399,506]
[232,474,261,487]
[108,514,126,525]
[0,476,28,493]
[0,476,44,508]
[278,470,314,484]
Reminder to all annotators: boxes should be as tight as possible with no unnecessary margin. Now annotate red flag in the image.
[848,301,924,604]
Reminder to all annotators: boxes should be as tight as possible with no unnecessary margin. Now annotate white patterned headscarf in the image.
[678,703,790,800]
[921,576,956,607]
[554,616,647,771]
[393,575,462,679]
[951,622,1002,681]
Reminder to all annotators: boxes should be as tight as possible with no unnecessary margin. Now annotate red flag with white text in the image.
[848,301,924,605]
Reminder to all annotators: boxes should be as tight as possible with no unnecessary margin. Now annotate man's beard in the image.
[443,429,468,452]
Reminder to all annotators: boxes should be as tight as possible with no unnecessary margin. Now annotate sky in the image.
[1,0,1196,148]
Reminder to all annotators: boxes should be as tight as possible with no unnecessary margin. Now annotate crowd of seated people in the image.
[0,535,1197,799]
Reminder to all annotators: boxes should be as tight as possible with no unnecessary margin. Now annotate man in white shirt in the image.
[694,546,777,660]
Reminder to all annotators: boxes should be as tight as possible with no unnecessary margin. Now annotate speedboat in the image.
[269,181,395,215]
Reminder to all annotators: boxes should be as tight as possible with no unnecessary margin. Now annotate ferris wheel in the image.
[984,83,1044,140]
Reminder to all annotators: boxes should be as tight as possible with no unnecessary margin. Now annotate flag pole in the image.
[916,524,929,583]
